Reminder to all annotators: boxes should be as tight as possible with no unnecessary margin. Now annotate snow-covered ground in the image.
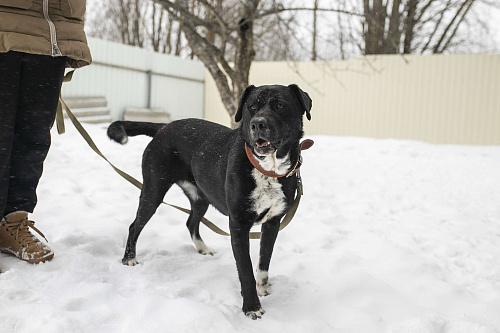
[1,122,500,333]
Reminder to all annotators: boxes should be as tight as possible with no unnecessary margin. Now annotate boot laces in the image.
[4,217,48,246]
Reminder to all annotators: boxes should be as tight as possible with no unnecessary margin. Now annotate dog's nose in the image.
[251,117,268,132]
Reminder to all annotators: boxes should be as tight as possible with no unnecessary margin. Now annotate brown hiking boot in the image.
[0,212,54,264]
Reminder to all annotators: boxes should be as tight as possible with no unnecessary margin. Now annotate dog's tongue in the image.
[256,139,269,148]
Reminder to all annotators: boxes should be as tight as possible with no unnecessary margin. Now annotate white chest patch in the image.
[256,152,291,175]
[251,169,287,226]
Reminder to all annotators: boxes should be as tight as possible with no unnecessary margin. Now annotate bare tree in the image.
[87,0,186,55]
[108,0,146,47]
[312,0,319,61]
[87,0,308,126]
[85,0,499,125]
[253,7,298,61]
[283,0,498,60]
[155,0,273,128]
[358,0,497,55]
[153,1,363,127]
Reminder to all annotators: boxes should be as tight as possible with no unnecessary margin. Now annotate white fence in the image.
[61,37,205,121]
[61,39,500,146]
[205,54,500,146]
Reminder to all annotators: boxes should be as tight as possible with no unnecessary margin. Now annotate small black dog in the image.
[107,84,312,319]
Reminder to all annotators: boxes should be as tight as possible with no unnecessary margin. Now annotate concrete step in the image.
[63,106,111,118]
[75,115,113,123]
[63,96,107,109]
[61,96,111,124]
[124,108,171,123]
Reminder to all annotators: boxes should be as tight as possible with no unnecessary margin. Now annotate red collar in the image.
[245,139,314,178]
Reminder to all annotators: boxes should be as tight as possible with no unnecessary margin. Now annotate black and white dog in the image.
[107,84,312,319]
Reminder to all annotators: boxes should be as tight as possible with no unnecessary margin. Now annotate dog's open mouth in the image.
[254,138,276,155]
[256,138,270,148]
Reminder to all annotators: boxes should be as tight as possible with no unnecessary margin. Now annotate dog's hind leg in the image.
[188,201,214,256]
[123,179,173,266]
[178,181,214,255]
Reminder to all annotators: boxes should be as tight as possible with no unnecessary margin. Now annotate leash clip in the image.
[286,154,303,178]
[296,170,304,195]
[285,139,313,178]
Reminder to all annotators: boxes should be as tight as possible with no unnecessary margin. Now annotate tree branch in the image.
[433,0,473,53]
[255,6,363,20]
[420,0,451,53]
[156,0,222,33]
[438,0,475,52]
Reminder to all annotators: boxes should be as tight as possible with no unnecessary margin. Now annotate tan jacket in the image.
[0,0,91,68]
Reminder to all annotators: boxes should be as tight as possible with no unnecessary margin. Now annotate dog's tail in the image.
[107,121,166,144]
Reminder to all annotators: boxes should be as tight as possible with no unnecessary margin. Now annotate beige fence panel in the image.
[204,54,500,145]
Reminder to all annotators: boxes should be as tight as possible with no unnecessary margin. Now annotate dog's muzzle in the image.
[250,117,276,155]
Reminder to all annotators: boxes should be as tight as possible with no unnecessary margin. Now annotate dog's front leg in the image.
[257,217,280,296]
[230,219,263,319]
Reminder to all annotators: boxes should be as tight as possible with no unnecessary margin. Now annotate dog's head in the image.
[235,84,312,157]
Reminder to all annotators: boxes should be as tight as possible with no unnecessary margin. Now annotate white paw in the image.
[256,270,271,296]
[246,309,265,320]
[257,283,271,297]
[126,258,139,266]
[192,238,214,256]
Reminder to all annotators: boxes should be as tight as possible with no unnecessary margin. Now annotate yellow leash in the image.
[56,71,303,239]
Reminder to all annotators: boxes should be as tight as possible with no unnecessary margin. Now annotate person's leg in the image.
[0,53,65,265]
[0,51,22,273]
[4,53,66,215]
[0,51,22,218]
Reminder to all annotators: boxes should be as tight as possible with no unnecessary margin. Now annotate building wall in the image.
[204,54,500,145]
[61,37,205,121]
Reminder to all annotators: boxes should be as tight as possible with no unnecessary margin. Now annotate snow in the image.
[1,122,500,333]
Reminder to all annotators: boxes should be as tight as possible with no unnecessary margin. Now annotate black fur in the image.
[108,84,312,318]
[107,121,164,143]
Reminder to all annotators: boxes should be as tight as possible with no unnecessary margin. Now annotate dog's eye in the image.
[250,105,257,110]
[276,103,284,109]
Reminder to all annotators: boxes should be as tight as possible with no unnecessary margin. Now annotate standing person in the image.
[0,0,92,273]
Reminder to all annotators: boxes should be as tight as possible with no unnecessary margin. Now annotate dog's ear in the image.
[235,85,255,123]
[288,84,312,120]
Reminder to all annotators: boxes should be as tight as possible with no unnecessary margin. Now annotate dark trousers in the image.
[0,51,66,218]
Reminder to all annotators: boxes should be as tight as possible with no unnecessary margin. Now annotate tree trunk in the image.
[231,2,257,128]
[338,9,345,60]
[363,0,374,54]
[373,0,386,54]
[403,0,418,53]
[386,0,402,53]
[174,25,182,55]
[118,0,131,45]
[152,4,164,52]
[132,0,143,47]
[312,0,318,61]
